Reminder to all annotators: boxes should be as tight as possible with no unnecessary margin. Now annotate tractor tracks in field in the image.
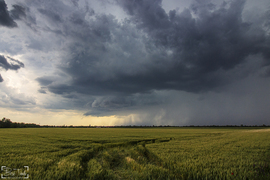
[46,137,173,179]
[79,137,173,179]
[54,137,173,161]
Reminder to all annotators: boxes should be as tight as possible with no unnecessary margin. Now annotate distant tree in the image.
[11,122,18,128]
[1,118,12,128]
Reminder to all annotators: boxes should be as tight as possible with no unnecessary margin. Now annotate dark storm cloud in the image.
[0,55,24,82]
[119,0,270,69]
[50,0,269,93]
[84,96,133,116]
[84,93,163,116]
[0,0,17,27]
[119,0,170,29]
[34,0,270,116]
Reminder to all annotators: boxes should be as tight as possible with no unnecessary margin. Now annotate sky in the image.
[0,0,270,126]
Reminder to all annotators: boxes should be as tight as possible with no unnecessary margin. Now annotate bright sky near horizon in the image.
[0,0,270,126]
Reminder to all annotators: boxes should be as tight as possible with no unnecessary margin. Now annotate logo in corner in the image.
[1,166,29,179]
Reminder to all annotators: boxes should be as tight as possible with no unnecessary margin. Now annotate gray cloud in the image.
[38,88,47,94]
[0,0,17,28]
[71,0,79,7]
[5,0,268,124]
[36,77,54,86]
[38,0,269,95]
[10,4,26,20]
[29,0,270,119]
[85,96,133,116]
[85,93,163,116]
[38,8,62,23]
[0,55,24,70]
[118,0,170,29]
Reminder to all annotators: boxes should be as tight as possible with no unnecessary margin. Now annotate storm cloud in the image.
[0,0,17,27]
[1,0,270,125]
[33,0,269,115]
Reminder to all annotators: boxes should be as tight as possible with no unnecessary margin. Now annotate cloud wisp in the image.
[0,55,24,82]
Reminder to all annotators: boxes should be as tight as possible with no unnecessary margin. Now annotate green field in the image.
[0,127,270,179]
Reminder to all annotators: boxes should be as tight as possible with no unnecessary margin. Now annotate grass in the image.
[0,127,270,179]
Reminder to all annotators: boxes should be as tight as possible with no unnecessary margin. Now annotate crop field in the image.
[0,127,270,180]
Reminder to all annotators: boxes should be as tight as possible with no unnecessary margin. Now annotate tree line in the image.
[0,117,269,128]
[0,118,40,128]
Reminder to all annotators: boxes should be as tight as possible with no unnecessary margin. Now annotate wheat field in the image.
[0,127,269,179]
